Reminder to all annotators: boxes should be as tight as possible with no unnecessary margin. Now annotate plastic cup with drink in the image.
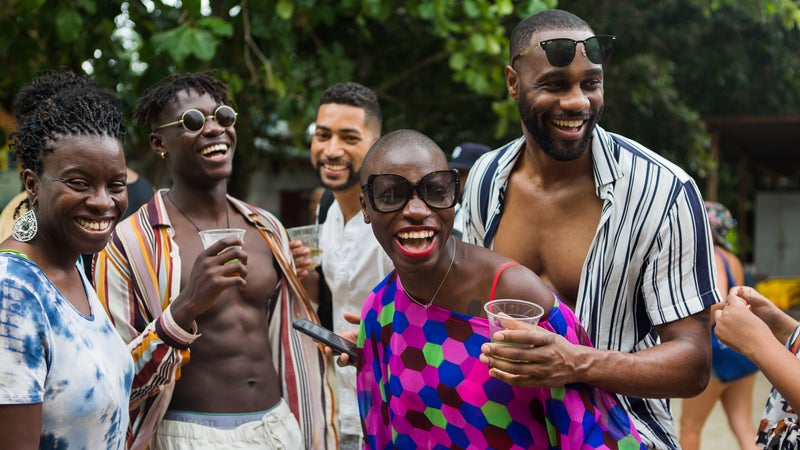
[286,224,322,268]
[484,299,544,360]
[198,228,245,264]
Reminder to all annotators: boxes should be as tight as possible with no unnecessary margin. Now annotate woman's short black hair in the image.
[10,68,126,175]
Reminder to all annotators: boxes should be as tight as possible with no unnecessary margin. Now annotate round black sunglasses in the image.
[155,105,238,133]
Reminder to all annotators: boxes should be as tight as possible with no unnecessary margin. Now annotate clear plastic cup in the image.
[198,228,245,253]
[484,299,544,344]
[286,224,322,268]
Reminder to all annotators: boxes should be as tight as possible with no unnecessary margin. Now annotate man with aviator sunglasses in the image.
[463,9,720,450]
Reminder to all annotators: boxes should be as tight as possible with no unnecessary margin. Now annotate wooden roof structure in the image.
[705,115,800,191]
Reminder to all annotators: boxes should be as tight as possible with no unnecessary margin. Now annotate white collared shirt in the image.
[319,200,394,438]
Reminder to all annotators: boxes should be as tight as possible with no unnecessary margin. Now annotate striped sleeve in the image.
[462,137,523,247]
[94,212,191,407]
[643,177,719,324]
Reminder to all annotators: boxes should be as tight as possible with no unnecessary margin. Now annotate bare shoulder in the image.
[460,242,553,313]
[460,241,515,271]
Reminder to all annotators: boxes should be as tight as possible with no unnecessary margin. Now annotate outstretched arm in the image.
[481,309,711,398]
[716,287,800,412]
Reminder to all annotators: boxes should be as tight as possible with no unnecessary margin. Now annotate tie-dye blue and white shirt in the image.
[0,251,133,449]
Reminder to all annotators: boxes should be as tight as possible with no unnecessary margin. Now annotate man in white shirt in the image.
[294,82,393,450]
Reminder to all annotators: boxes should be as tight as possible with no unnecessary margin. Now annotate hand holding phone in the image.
[292,318,358,362]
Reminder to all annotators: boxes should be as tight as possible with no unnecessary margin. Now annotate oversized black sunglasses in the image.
[511,35,615,69]
[361,170,459,213]
[155,105,237,133]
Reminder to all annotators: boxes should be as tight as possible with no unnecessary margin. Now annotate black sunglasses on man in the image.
[511,35,615,69]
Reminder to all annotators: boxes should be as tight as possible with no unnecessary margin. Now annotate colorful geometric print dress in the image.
[357,272,644,450]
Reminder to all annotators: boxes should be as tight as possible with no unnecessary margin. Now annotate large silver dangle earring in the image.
[12,209,38,242]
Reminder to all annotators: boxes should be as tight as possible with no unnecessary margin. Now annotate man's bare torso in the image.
[492,156,601,310]
[168,212,282,413]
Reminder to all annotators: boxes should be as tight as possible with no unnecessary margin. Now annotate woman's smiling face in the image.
[360,131,456,273]
[29,134,128,255]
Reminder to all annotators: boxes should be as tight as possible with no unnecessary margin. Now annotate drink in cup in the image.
[199,228,246,263]
[484,298,544,346]
[286,224,322,268]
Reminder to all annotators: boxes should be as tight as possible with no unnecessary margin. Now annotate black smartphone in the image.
[292,318,358,362]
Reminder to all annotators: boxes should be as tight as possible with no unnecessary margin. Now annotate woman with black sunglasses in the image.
[0,69,133,449]
[349,129,644,449]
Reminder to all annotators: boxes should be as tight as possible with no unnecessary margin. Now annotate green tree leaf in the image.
[55,8,83,43]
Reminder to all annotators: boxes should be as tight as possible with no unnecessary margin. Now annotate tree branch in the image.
[375,49,450,94]
[241,0,274,89]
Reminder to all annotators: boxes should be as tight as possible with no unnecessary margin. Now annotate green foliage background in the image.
[1,0,799,212]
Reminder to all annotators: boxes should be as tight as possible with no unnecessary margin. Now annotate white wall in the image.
[246,162,319,221]
[755,192,800,277]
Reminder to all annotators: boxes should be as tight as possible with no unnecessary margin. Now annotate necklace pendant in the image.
[401,236,456,311]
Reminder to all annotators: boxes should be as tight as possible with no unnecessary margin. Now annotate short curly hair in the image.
[10,68,126,176]
[318,82,382,135]
[133,71,234,130]
[509,9,593,63]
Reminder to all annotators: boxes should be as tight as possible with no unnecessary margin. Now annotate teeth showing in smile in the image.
[552,118,583,128]
[324,163,347,171]
[397,230,434,240]
[76,218,112,231]
[201,144,228,156]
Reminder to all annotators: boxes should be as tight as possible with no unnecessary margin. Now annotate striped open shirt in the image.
[93,190,337,450]
[462,126,721,449]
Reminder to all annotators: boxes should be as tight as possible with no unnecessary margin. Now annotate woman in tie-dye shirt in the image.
[0,69,133,449]
[354,130,643,449]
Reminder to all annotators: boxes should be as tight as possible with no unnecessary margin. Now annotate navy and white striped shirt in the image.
[462,126,721,450]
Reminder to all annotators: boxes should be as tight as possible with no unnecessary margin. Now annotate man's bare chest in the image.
[492,184,601,304]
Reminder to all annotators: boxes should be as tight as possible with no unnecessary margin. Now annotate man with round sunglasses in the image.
[291,81,393,450]
[93,72,336,449]
[462,9,720,450]
[154,104,237,132]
